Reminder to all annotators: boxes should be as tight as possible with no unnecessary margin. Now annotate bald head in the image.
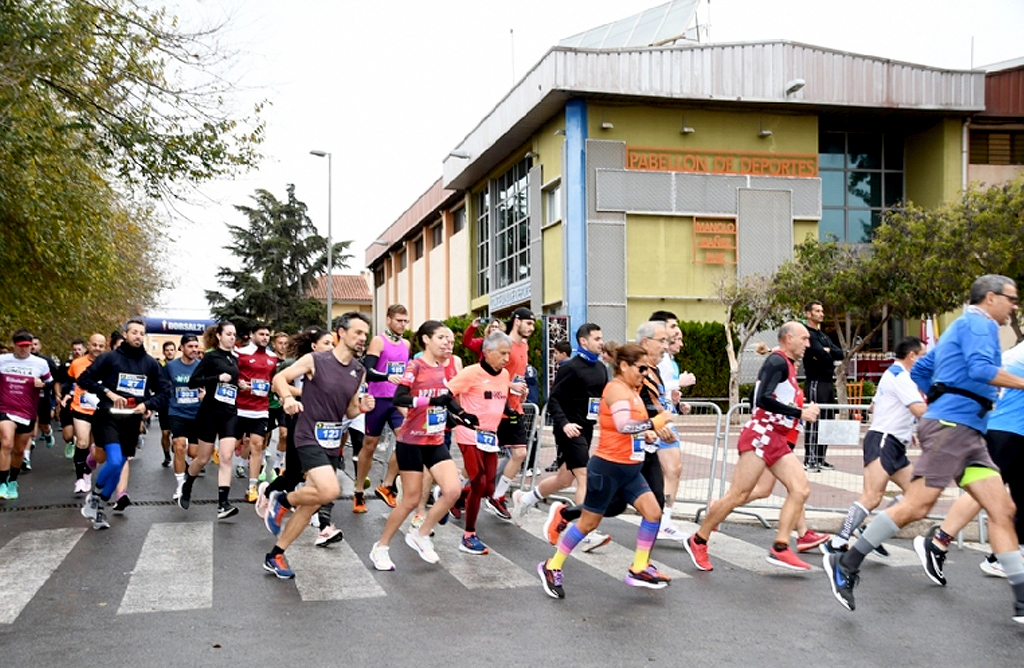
[778,321,811,361]
[87,333,107,359]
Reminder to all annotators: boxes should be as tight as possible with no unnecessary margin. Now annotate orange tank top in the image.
[594,381,649,465]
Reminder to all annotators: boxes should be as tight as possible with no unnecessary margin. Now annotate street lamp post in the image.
[310,150,332,329]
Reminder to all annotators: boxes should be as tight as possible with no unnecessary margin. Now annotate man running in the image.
[157,340,177,468]
[55,339,86,459]
[0,331,54,500]
[235,323,278,503]
[67,334,106,493]
[263,312,374,579]
[354,304,411,512]
[824,275,1024,622]
[684,322,820,572]
[30,336,60,455]
[161,334,203,502]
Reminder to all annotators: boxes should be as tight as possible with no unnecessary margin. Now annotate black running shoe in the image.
[823,552,858,611]
[112,494,132,512]
[162,451,172,468]
[217,503,239,520]
[538,561,565,599]
[913,525,947,586]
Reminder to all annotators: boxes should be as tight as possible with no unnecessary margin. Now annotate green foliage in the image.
[207,185,351,333]
[674,321,734,398]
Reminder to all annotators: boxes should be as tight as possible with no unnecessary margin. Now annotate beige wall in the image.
[427,243,446,321]
[448,224,470,317]
[968,164,1024,187]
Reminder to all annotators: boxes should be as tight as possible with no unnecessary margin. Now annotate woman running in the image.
[369,320,478,571]
[538,343,673,599]
[178,321,249,519]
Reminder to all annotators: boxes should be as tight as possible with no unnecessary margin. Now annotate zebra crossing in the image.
[0,504,927,626]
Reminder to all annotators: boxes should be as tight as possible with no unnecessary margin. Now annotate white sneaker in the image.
[73,477,88,494]
[511,490,529,526]
[315,525,343,547]
[81,492,99,520]
[980,556,1007,578]
[369,542,395,571]
[657,519,689,542]
[405,529,440,564]
[82,473,91,490]
[580,531,612,553]
[254,482,269,519]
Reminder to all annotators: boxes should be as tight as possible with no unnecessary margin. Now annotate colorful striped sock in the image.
[631,518,659,573]
[548,523,586,570]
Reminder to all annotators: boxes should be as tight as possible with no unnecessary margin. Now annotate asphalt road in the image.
[1,429,1021,667]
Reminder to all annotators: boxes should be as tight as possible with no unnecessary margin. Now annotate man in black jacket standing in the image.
[802,301,843,472]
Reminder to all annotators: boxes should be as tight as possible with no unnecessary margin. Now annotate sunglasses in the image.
[632,363,649,373]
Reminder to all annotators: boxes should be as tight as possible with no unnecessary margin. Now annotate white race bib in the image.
[315,421,344,449]
[80,392,100,410]
[631,434,646,461]
[214,383,237,405]
[175,387,200,405]
[117,373,146,397]
[475,429,499,453]
[250,378,270,397]
[587,397,601,421]
[424,407,447,434]
[386,361,406,375]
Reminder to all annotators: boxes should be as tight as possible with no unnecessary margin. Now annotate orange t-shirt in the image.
[505,339,528,413]
[447,364,510,446]
[69,355,99,415]
[594,383,650,465]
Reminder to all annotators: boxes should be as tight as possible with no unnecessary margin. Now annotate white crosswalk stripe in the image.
[428,523,536,589]
[119,521,213,614]
[289,526,386,601]
[0,527,86,624]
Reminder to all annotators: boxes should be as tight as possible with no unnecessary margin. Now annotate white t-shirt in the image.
[868,361,924,443]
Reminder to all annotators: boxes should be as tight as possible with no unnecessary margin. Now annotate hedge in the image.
[673,321,734,399]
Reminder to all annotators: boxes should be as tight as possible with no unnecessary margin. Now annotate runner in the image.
[235,323,278,503]
[684,321,820,573]
[824,336,926,555]
[368,320,478,572]
[354,304,411,512]
[177,321,248,519]
[823,275,1024,622]
[157,340,177,468]
[265,331,292,479]
[538,343,673,599]
[67,334,106,493]
[55,339,86,459]
[0,331,54,500]
[512,323,612,551]
[486,306,535,521]
[263,313,374,578]
[77,319,168,528]
[160,334,203,502]
[30,336,60,455]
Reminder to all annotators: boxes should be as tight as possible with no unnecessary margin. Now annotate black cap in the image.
[180,334,198,346]
[511,307,535,322]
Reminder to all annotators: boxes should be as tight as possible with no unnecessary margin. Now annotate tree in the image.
[206,185,352,333]
[714,273,785,407]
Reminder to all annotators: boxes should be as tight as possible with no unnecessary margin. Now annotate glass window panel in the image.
[884,172,904,208]
[847,171,881,208]
[847,134,882,169]
[884,134,904,170]
[847,209,879,244]
[820,209,845,242]
[821,171,845,207]
[819,132,845,169]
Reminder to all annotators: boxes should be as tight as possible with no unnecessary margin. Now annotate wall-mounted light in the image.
[758,118,773,138]
[370,239,388,246]
[553,129,566,136]
[680,115,695,134]
[448,150,470,159]
[785,78,806,95]
[524,150,538,160]
[600,112,613,130]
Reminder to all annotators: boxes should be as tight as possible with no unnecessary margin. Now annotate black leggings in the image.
[986,429,1024,539]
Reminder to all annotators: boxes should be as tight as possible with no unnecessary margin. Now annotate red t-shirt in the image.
[235,344,278,418]
[396,357,450,446]
[505,339,528,414]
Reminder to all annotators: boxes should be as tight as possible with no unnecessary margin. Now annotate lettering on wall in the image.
[626,147,818,178]
[692,218,737,265]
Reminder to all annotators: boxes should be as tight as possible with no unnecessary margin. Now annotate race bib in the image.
[117,373,146,397]
[587,397,601,421]
[175,387,200,405]
[250,378,270,397]
[631,434,646,461]
[424,407,447,434]
[475,429,499,453]
[315,421,344,449]
[80,392,100,410]
[214,383,237,405]
[386,361,406,375]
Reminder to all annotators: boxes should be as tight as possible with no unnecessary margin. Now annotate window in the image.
[970,131,1024,165]
[544,183,562,225]
[492,157,531,289]
[373,265,385,288]
[396,248,407,271]
[475,190,490,297]
[819,131,904,243]
[453,207,466,234]
[431,223,443,248]
[413,236,424,261]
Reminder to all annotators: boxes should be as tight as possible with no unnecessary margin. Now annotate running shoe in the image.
[625,564,671,589]
[315,525,344,547]
[459,533,490,555]
[511,490,529,525]
[352,492,367,514]
[369,542,395,571]
[823,552,858,611]
[64,441,74,459]
[766,545,812,571]
[796,530,830,552]
[177,486,191,510]
[410,514,435,537]
[162,451,171,468]
[657,519,688,542]
[81,492,99,520]
[112,493,132,513]
[245,485,258,504]
[820,540,849,555]
[543,502,567,545]
[92,508,110,530]
[3,481,17,500]
[234,465,246,479]
[538,561,565,599]
[684,534,714,571]
[255,481,270,518]
[375,484,398,508]
[43,433,54,448]
[580,531,612,553]
[405,529,440,564]
[263,553,295,579]
[0,483,7,500]
[1015,598,1024,624]
[217,502,239,520]
[73,477,89,494]
[265,492,287,535]
[853,525,890,557]
[449,505,463,521]
[913,526,947,586]
[484,495,512,522]
[21,457,30,472]
[82,473,92,490]
[980,554,1006,578]
[172,489,182,503]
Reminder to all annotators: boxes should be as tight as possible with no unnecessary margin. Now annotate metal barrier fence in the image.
[714,402,962,527]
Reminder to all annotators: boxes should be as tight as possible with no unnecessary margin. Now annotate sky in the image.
[155,0,1024,318]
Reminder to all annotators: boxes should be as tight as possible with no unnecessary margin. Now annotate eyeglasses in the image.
[995,292,1020,304]
[652,337,668,344]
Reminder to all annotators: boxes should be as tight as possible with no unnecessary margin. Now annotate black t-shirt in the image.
[802,327,842,381]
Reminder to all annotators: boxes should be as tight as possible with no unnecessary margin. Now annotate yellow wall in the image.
[793,220,818,245]
[905,117,964,207]
[535,113,564,183]
[542,224,562,305]
[587,104,819,155]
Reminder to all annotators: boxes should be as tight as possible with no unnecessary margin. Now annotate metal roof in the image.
[443,40,985,190]
[558,0,700,49]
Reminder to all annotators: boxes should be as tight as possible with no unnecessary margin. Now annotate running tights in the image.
[459,443,497,533]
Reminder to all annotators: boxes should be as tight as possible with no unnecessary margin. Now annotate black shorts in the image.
[158,409,170,431]
[268,406,284,431]
[168,416,199,444]
[236,416,268,438]
[295,443,334,474]
[497,412,528,447]
[554,430,591,471]
[395,440,452,472]
[59,403,75,429]
[582,456,651,515]
[863,430,911,476]
[195,410,238,444]
[71,410,93,425]
[37,396,53,423]
[92,412,143,458]
[0,413,36,434]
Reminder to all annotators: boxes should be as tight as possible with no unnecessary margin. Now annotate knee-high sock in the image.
[95,443,125,500]
[631,519,659,572]
[548,524,586,570]
[841,511,899,571]
[836,502,870,543]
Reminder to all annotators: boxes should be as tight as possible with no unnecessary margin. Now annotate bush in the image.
[674,321,733,399]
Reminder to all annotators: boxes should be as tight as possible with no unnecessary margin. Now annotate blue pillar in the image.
[564,99,588,330]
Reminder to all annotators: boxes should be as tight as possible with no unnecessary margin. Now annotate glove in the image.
[451,410,480,428]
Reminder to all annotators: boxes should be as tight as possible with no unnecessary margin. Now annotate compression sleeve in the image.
[609,401,671,433]
[361,355,389,382]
